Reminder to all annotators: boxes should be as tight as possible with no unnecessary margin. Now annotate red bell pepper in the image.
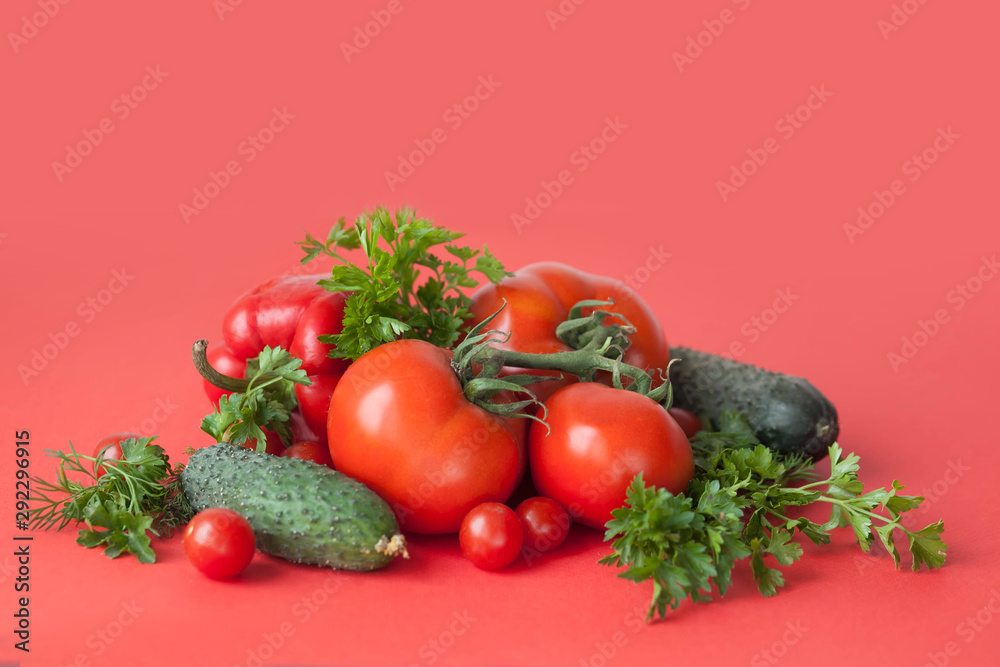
[202,274,350,444]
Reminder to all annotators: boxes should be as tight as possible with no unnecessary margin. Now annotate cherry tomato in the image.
[183,508,256,579]
[515,497,572,553]
[281,441,334,468]
[529,383,695,530]
[327,340,526,534]
[459,502,524,570]
[236,429,284,456]
[668,407,703,439]
[92,432,142,477]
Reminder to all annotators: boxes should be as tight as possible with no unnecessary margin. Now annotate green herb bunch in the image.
[299,206,512,361]
[200,345,310,450]
[601,411,947,620]
[29,437,192,563]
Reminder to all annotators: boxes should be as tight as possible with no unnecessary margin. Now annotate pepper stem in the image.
[191,339,250,392]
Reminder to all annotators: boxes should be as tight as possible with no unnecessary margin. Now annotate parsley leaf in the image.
[602,410,949,620]
[200,345,310,450]
[300,206,513,360]
[28,437,192,563]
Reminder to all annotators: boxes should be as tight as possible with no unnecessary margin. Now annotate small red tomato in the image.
[668,407,702,439]
[93,432,142,477]
[281,441,334,468]
[515,497,571,553]
[236,429,284,456]
[459,503,523,570]
[183,508,256,580]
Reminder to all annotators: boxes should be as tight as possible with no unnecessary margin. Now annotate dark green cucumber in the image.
[181,444,407,571]
[668,346,839,460]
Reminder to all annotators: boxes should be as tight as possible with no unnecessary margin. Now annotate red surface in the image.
[1,1,999,666]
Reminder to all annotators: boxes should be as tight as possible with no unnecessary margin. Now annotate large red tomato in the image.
[529,382,694,530]
[470,262,670,401]
[327,339,527,534]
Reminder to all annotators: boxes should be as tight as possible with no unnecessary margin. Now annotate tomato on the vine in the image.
[327,339,526,534]
[529,382,694,530]
[93,432,142,477]
[459,502,523,570]
[183,508,256,579]
[470,262,670,401]
[515,497,571,553]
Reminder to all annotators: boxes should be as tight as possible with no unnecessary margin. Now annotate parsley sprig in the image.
[601,411,948,620]
[199,344,310,450]
[28,437,192,563]
[299,206,512,360]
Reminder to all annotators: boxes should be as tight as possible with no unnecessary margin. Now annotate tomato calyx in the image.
[454,301,674,417]
[552,298,635,356]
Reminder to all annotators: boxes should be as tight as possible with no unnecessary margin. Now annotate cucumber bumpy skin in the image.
[181,444,408,571]
[668,346,839,460]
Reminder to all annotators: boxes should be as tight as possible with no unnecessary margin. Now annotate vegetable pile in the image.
[29,205,947,618]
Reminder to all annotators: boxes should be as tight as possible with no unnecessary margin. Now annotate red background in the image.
[2,1,999,665]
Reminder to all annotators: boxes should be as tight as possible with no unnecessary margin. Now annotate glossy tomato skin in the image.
[470,262,670,401]
[236,429,284,456]
[529,383,694,530]
[668,407,703,439]
[459,502,524,570]
[183,508,256,579]
[281,441,334,468]
[295,373,341,444]
[327,339,526,535]
[515,497,572,553]
[93,432,142,477]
